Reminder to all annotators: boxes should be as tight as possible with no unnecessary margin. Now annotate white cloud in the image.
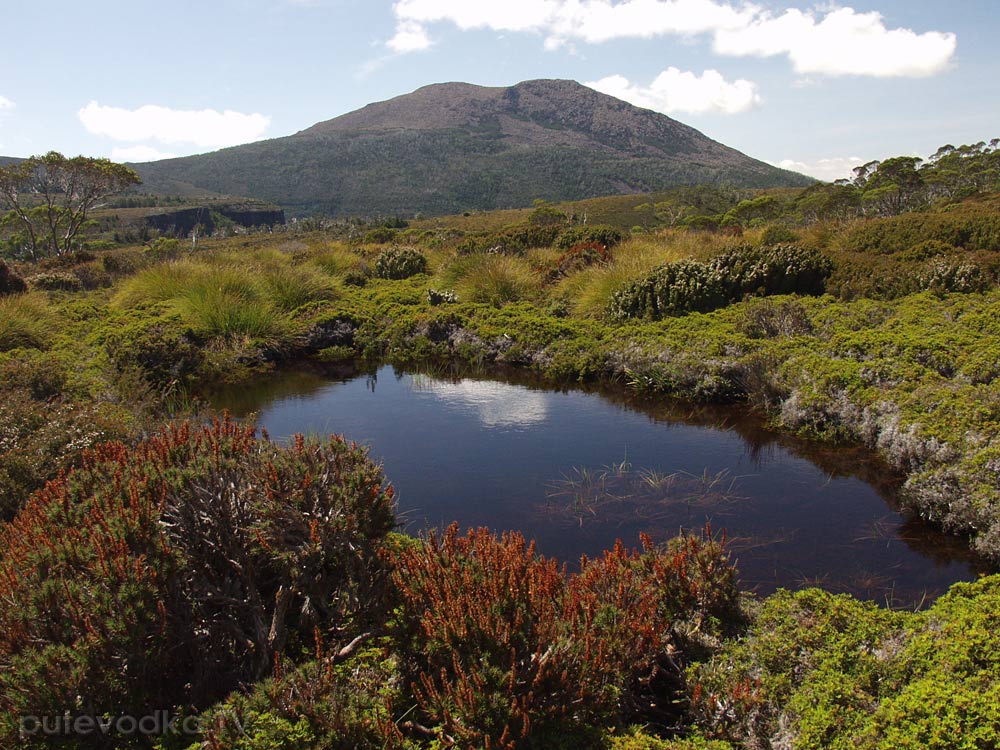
[387,1,957,78]
[78,101,271,150]
[393,0,562,36]
[387,20,433,52]
[545,0,755,46]
[110,145,178,163]
[713,7,956,77]
[0,96,14,111]
[776,156,867,182]
[587,68,761,115]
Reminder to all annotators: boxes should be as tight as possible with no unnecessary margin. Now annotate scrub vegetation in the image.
[2,138,1000,748]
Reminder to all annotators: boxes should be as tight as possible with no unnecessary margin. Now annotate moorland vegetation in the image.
[1,139,1000,748]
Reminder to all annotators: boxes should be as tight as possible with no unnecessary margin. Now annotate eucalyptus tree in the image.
[0,151,140,260]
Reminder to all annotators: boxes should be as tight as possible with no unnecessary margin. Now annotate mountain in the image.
[134,79,813,217]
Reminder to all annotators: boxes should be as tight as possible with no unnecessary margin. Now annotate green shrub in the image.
[610,258,724,319]
[842,208,1000,254]
[609,244,832,320]
[556,224,626,251]
[868,575,1000,750]
[101,247,148,275]
[528,204,569,226]
[72,260,113,290]
[608,729,733,750]
[363,227,398,244]
[916,258,987,294]
[681,216,721,232]
[690,588,907,749]
[145,237,182,262]
[27,270,82,291]
[191,649,402,750]
[0,419,397,739]
[456,224,562,256]
[99,312,203,388]
[735,298,814,339]
[760,224,799,245]
[690,575,1000,750]
[0,353,128,521]
[374,246,428,279]
[899,239,956,262]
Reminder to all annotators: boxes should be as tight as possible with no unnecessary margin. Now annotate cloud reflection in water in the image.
[410,375,549,429]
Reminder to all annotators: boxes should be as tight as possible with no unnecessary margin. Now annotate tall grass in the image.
[0,294,55,352]
[450,255,541,306]
[309,246,368,277]
[660,228,736,261]
[177,287,288,341]
[112,251,336,341]
[556,237,684,318]
[112,261,200,308]
[259,263,337,312]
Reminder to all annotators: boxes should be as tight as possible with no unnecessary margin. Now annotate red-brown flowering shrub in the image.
[0,418,396,736]
[390,525,741,749]
[546,241,611,282]
[0,259,27,297]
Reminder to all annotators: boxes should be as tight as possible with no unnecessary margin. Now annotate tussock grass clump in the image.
[259,263,338,312]
[0,294,56,352]
[309,246,368,277]
[452,254,541,306]
[658,228,734,261]
[113,253,336,341]
[556,237,683,318]
[113,260,204,308]
[176,287,288,341]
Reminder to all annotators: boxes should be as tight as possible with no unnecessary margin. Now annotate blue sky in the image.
[0,0,995,180]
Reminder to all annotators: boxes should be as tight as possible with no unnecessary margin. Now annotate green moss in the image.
[692,576,1000,750]
[607,729,732,750]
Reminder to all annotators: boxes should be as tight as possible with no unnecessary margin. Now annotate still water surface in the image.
[209,364,985,606]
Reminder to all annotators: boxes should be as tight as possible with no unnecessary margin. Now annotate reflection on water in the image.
[410,374,549,428]
[206,362,990,608]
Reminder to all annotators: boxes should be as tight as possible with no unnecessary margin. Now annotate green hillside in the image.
[134,79,812,217]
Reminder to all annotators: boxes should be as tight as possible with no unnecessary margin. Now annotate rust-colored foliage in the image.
[390,523,740,749]
[0,259,27,296]
[0,417,396,729]
[392,526,569,749]
[545,241,611,283]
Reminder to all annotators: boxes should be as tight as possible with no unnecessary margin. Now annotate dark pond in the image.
[208,363,987,607]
